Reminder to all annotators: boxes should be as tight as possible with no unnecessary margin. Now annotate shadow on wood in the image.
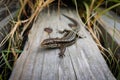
[9,7,116,80]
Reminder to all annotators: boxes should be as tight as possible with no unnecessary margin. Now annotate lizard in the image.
[41,14,81,58]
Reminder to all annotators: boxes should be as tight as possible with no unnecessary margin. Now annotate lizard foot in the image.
[59,53,65,58]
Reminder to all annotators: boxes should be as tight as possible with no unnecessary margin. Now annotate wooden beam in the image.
[9,7,116,80]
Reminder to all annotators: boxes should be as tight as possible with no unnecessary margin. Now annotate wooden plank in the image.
[97,10,120,59]
[9,7,116,80]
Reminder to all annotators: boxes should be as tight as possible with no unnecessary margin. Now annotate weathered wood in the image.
[97,10,120,59]
[9,7,116,80]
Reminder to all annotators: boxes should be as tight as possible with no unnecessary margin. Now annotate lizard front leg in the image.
[59,46,66,58]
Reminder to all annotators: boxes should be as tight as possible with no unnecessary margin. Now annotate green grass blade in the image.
[2,52,12,70]
[99,2,120,16]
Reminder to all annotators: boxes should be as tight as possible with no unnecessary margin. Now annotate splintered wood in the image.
[9,8,116,80]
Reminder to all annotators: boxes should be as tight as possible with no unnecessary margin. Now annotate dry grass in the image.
[82,0,120,79]
[0,0,54,47]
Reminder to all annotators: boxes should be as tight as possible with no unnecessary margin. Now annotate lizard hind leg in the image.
[58,29,70,34]
[58,29,71,37]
